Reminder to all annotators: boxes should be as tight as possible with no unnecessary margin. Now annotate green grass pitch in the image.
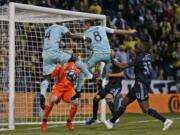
[1,113,180,135]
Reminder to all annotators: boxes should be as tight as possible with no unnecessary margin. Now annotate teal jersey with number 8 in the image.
[84,26,114,54]
[43,24,69,51]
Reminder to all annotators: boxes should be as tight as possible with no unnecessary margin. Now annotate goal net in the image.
[0,3,106,130]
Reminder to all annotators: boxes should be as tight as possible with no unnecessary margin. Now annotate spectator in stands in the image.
[112,12,126,29]
[160,17,172,41]
[172,44,180,80]
[89,0,102,14]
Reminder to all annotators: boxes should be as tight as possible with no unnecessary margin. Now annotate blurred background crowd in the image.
[0,0,180,82]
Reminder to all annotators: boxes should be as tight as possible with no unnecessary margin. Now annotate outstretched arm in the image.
[113,29,137,35]
[113,59,129,69]
[65,32,91,43]
[104,26,136,35]
[106,71,124,80]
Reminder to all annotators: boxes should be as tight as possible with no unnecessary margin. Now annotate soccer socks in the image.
[92,98,99,120]
[67,106,78,122]
[40,79,49,96]
[43,104,53,121]
[146,108,166,123]
[41,104,53,132]
[110,106,126,123]
[106,98,115,115]
[76,73,85,92]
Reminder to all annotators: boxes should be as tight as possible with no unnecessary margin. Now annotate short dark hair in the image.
[84,19,94,26]
[141,41,152,53]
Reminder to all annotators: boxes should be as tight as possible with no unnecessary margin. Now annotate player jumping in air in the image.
[41,61,80,131]
[76,20,136,94]
[85,49,124,125]
[40,24,93,111]
[103,41,173,131]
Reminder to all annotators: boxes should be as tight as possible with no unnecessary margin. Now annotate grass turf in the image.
[1,113,180,135]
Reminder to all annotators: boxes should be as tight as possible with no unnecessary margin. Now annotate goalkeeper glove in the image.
[71,91,81,101]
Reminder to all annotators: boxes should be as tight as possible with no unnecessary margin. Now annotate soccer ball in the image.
[66,70,78,81]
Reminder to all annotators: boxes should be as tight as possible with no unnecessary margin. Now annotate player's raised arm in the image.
[65,32,92,43]
[113,29,137,35]
[113,60,129,69]
[104,26,137,35]
[106,72,124,80]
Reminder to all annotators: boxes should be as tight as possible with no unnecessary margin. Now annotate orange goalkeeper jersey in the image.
[51,62,80,88]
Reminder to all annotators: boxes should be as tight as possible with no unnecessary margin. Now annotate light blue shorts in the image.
[86,53,111,71]
[42,50,72,75]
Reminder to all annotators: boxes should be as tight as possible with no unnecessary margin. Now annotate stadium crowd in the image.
[0,0,180,82]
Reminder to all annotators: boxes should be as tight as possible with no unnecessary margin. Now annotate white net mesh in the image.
[0,4,105,128]
[0,5,9,130]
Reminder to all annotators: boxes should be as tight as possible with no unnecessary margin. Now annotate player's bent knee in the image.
[95,94,101,100]
[71,102,79,107]
[93,97,100,103]
[105,94,113,99]
[71,98,79,106]
[105,97,113,103]
[49,96,58,105]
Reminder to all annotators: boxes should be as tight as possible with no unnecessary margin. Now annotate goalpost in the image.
[0,2,107,130]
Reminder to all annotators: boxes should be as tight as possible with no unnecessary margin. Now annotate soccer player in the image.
[85,49,124,125]
[76,20,136,93]
[40,24,93,110]
[41,61,80,131]
[103,41,173,131]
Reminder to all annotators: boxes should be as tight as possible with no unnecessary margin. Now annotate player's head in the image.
[64,62,80,81]
[83,20,94,30]
[135,41,151,54]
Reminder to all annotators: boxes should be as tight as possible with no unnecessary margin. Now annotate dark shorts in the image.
[127,81,150,101]
[98,85,121,98]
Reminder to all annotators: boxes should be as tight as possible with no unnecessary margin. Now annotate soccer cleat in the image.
[66,122,75,131]
[88,73,99,81]
[40,122,47,132]
[162,119,173,131]
[40,94,45,110]
[115,118,120,124]
[102,120,114,129]
[85,119,96,125]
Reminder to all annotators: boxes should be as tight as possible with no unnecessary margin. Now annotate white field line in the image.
[129,117,180,124]
[5,117,180,131]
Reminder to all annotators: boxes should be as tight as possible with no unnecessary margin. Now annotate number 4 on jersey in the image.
[45,30,51,39]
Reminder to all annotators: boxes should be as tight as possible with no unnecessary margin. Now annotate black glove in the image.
[71,92,81,101]
[40,94,45,110]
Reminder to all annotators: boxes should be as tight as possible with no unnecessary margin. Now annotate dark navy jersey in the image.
[107,63,123,88]
[128,53,152,85]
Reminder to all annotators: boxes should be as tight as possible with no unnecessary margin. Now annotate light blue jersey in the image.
[84,26,114,54]
[43,24,69,51]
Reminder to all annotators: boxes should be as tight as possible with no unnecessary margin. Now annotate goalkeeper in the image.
[40,24,93,111]
[41,61,81,131]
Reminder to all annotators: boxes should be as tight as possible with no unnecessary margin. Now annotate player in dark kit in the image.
[103,41,173,131]
[85,49,124,125]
